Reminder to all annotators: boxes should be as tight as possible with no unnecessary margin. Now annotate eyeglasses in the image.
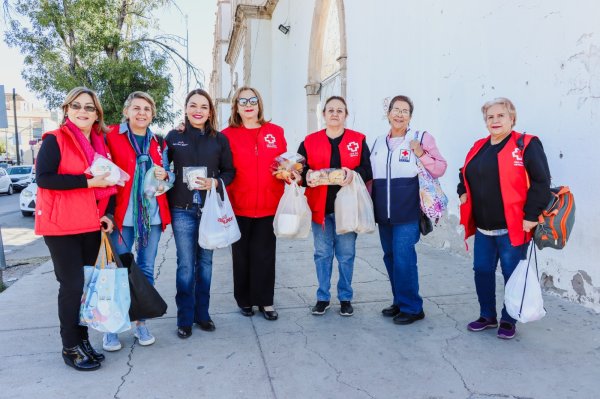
[69,102,97,113]
[238,96,259,107]
[390,108,410,116]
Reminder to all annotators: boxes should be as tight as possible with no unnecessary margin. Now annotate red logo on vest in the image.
[264,134,277,148]
[347,141,359,157]
[512,147,524,167]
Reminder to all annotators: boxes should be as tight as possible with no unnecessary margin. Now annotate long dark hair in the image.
[184,89,218,136]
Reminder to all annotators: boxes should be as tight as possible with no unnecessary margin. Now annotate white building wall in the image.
[214,0,600,310]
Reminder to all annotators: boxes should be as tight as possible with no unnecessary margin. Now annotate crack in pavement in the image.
[154,232,173,282]
[113,341,137,399]
[250,317,278,399]
[292,315,377,399]
[355,255,388,278]
[427,298,534,399]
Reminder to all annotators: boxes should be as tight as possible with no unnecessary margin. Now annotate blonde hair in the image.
[481,97,517,127]
[61,87,108,133]
[228,86,268,127]
[122,91,157,122]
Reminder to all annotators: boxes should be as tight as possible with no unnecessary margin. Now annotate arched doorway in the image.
[306,0,347,132]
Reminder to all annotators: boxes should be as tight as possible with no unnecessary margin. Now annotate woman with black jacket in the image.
[164,89,235,339]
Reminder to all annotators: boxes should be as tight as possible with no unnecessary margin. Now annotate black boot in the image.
[81,339,105,362]
[62,344,101,371]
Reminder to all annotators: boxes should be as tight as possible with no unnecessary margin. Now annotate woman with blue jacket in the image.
[370,95,447,325]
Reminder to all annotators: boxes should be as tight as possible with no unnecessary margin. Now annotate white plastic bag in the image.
[354,173,376,234]
[335,172,375,234]
[335,174,358,234]
[143,166,173,198]
[504,246,546,323]
[86,154,130,186]
[273,181,311,239]
[198,180,241,249]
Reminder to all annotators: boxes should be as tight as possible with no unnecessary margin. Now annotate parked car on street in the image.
[7,165,35,192]
[19,179,37,216]
[0,167,13,195]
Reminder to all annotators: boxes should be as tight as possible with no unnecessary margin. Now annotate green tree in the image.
[3,0,200,126]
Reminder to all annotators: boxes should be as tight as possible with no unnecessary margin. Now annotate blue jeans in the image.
[311,214,357,302]
[171,208,214,326]
[111,225,162,323]
[473,230,529,324]
[378,221,422,314]
[111,225,162,286]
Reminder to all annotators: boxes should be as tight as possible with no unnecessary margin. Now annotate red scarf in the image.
[65,119,117,214]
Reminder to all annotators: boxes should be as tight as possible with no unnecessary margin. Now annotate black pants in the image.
[232,216,276,307]
[44,231,101,348]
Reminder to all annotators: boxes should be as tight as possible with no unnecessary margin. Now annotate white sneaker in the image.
[134,325,156,346]
[102,333,122,351]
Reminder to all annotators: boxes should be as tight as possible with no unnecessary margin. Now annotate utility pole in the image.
[12,89,20,165]
[186,14,190,93]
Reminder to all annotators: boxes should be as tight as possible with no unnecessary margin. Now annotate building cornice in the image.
[224,0,279,65]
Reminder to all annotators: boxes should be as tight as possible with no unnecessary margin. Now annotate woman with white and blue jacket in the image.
[370,95,447,325]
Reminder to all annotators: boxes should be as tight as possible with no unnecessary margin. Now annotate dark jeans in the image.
[171,207,214,327]
[44,231,101,348]
[378,221,422,314]
[232,216,276,307]
[473,230,529,324]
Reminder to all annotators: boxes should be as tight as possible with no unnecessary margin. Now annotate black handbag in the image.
[419,211,433,236]
[107,232,168,321]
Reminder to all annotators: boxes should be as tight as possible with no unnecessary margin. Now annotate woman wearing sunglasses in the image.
[35,87,117,371]
[165,89,235,339]
[222,86,287,321]
[103,91,172,350]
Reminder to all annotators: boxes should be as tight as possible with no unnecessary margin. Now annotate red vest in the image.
[460,131,534,246]
[304,129,364,225]
[222,122,287,218]
[105,125,171,231]
[35,126,104,236]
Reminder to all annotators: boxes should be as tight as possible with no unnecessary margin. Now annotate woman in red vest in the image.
[222,87,287,321]
[104,91,171,350]
[297,96,372,317]
[35,87,117,371]
[458,97,551,339]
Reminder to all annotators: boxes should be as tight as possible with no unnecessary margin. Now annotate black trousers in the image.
[231,216,276,307]
[44,231,101,348]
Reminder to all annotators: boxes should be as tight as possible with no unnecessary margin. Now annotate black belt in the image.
[171,204,200,210]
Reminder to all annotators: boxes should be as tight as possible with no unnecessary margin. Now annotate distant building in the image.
[211,0,600,311]
[2,93,59,165]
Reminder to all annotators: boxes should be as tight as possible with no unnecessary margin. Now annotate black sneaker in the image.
[311,301,330,315]
[340,301,354,316]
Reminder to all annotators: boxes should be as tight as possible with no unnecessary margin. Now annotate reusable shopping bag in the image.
[273,181,311,239]
[80,233,131,333]
[414,131,448,221]
[107,231,167,321]
[335,172,376,234]
[198,179,241,249]
[504,245,546,323]
[143,166,173,198]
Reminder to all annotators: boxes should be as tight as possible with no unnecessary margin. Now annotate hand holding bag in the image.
[504,245,546,323]
[80,232,131,333]
[274,181,312,239]
[198,179,241,249]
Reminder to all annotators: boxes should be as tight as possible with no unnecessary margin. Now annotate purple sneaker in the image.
[497,321,516,339]
[467,317,498,332]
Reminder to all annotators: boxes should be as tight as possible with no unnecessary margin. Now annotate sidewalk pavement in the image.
[0,228,598,399]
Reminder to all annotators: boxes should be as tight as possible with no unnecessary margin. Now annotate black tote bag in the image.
[107,231,168,321]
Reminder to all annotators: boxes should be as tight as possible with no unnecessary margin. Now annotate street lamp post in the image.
[12,89,20,165]
[171,1,190,93]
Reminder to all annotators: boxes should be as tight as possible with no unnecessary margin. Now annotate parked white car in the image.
[7,165,35,192]
[20,180,37,216]
[0,167,13,195]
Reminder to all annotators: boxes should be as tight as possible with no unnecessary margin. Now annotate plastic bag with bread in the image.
[271,152,305,180]
[306,168,345,186]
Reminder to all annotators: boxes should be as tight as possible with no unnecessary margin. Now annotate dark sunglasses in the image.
[238,96,259,107]
[69,102,97,113]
